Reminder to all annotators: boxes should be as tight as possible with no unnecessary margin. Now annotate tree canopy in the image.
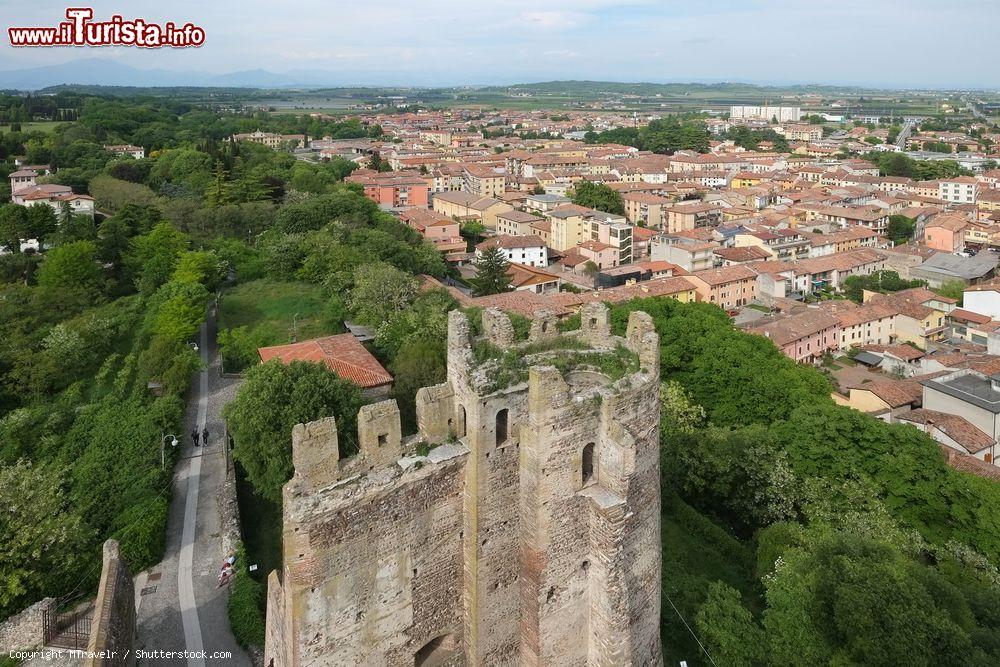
[571,180,625,215]
[225,360,365,503]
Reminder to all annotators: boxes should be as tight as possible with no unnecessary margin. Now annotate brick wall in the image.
[84,539,135,667]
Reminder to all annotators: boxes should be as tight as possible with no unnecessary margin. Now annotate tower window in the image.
[495,409,509,445]
[582,442,595,486]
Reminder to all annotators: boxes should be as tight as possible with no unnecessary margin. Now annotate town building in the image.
[348,171,430,208]
[730,105,802,122]
[258,334,393,398]
[103,144,145,159]
[475,234,548,268]
[686,265,758,310]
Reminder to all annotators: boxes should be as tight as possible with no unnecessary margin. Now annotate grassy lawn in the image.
[219,279,343,347]
[1,121,70,134]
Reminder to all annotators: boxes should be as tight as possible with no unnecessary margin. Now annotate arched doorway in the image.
[414,634,458,666]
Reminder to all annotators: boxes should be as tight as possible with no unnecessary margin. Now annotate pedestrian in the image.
[191,429,200,447]
[202,426,209,445]
[217,562,233,587]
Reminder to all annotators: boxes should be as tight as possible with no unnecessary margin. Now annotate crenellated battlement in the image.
[268,303,662,667]
[288,303,658,490]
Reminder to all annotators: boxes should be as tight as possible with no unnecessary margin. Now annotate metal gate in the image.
[42,606,92,650]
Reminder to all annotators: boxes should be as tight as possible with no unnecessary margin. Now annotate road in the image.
[134,308,251,666]
[964,96,998,129]
[895,119,916,149]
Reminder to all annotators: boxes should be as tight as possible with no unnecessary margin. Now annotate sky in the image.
[1,0,999,88]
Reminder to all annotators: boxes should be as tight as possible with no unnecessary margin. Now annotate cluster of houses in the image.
[293,109,1000,479]
[4,143,150,239]
[315,112,1000,321]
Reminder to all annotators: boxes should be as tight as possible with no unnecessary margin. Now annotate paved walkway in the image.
[135,308,250,666]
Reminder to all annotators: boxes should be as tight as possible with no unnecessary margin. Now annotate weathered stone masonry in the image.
[264,304,662,666]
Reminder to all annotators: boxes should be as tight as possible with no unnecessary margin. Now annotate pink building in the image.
[397,209,465,256]
[347,170,430,208]
[577,239,620,269]
[924,213,968,253]
[749,310,842,363]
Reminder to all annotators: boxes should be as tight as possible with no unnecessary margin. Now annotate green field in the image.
[219,279,342,346]
[0,121,70,134]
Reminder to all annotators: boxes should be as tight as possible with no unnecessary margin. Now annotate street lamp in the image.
[161,433,179,470]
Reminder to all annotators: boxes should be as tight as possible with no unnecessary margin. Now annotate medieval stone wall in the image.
[265,305,662,666]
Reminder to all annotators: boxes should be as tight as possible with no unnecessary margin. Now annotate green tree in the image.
[472,245,512,296]
[389,337,447,433]
[149,280,210,343]
[695,581,764,667]
[0,204,27,253]
[125,222,188,295]
[224,360,366,502]
[36,240,104,312]
[205,162,231,208]
[172,250,223,290]
[571,180,625,215]
[0,460,89,618]
[886,215,916,245]
[348,262,418,325]
[763,529,980,666]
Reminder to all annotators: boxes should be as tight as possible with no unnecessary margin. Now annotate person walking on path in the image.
[191,429,200,447]
[202,426,209,446]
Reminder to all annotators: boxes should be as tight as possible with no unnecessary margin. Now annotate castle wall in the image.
[448,310,526,665]
[265,305,662,666]
[85,539,136,667]
[281,455,467,666]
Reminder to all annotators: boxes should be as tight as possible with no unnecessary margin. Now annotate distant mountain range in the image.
[0,58,979,94]
[0,58,388,90]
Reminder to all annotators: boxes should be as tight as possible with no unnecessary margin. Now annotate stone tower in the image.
[264,304,662,666]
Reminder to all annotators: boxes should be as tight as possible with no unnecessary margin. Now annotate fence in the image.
[42,606,92,650]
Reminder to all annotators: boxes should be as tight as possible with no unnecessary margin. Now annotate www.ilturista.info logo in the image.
[8,8,205,48]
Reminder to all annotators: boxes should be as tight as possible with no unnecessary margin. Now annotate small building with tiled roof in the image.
[475,234,548,268]
[843,371,949,418]
[898,408,996,460]
[258,334,393,398]
[713,245,771,266]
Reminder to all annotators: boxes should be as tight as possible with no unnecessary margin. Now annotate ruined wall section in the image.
[448,309,525,666]
[280,448,468,666]
[0,598,57,654]
[85,539,136,667]
[518,366,595,666]
[264,570,293,667]
[265,305,662,667]
[520,308,662,667]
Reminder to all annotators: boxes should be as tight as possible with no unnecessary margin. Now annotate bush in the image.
[218,327,262,373]
[228,542,266,648]
[112,495,169,572]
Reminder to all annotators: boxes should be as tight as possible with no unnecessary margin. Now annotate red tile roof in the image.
[258,334,393,389]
